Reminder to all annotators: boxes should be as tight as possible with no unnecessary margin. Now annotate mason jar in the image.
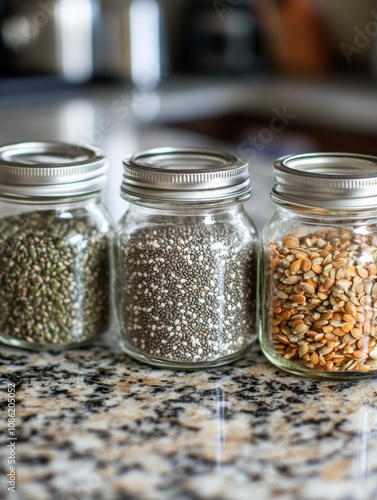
[0,141,112,351]
[260,153,377,380]
[115,147,258,369]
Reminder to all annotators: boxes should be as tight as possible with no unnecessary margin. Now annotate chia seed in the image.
[119,222,256,362]
[0,209,111,348]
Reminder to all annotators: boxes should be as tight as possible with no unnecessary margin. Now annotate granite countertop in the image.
[1,82,377,500]
[1,334,377,500]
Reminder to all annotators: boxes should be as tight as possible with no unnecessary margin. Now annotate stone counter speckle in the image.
[1,335,377,500]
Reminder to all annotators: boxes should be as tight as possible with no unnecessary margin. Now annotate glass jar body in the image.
[115,202,258,369]
[260,206,377,380]
[0,195,112,351]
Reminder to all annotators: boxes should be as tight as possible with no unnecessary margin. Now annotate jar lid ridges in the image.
[0,141,108,198]
[121,147,251,203]
[272,153,377,210]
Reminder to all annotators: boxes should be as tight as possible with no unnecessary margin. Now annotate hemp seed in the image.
[0,210,110,347]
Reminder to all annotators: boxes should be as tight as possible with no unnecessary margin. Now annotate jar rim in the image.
[121,147,251,203]
[0,141,108,198]
[272,152,377,210]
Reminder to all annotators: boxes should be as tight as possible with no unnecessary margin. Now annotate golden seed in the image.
[333,327,348,337]
[365,282,373,295]
[284,275,301,285]
[269,229,377,373]
[331,320,343,327]
[321,311,333,320]
[320,346,333,355]
[327,341,338,349]
[341,323,354,333]
[322,278,335,290]
[283,236,300,248]
[304,270,316,279]
[290,259,302,275]
[304,362,314,369]
[312,257,324,265]
[356,265,368,279]
[314,333,325,341]
[279,311,291,321]
[306,330,319,337]
[281,325,291,336]
[313,364,325,371]
[313,319,328,328]
[307,277,318,286]
[311,352,319,365]
[343,314,356,324]
[276,334,290,345]
[357,338,369,351]
[295,323,309,335]
[271,257,281,269]
[301,282,315,295]
[334,255,347,263]
[332,354,345,362]
[353,275,363,285]
[298,345,309,357]
[368,264,377,276]
[369,348,377,360]
[336,266,347,279]
[301,259,312,272]
[322,255,333,265]
[353,350,368,359]
[356,265,369,279]
[291,313,305,320]
[355,312,365,323]
[357,364,372,372]
[292,294,306,304]
[360,295,372,306]
[323,325,334,334]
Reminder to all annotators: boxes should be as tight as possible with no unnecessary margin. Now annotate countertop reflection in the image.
[1,336,377,500]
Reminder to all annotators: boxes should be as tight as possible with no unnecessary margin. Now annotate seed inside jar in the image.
[119,223,256,362]
[267,229,377,373]
[0,210,110,347]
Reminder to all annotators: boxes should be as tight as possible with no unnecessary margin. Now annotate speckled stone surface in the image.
[1,333,377,500]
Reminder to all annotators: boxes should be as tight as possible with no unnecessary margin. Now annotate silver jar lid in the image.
[0,141,108,198]
[121,147,251,203]
[272,153,377,211]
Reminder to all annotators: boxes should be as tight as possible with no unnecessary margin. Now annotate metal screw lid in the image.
[272,153,377,211]
[121,147,251,203]
[0,141,108,198]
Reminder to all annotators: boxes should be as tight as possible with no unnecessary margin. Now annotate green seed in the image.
[0,209,111,347]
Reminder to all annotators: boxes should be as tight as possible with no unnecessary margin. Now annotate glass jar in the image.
[260,153,377,380]
[115,147,258,369]
[0,141,112,351]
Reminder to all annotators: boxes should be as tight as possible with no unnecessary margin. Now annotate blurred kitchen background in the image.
[0,0,377,229]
